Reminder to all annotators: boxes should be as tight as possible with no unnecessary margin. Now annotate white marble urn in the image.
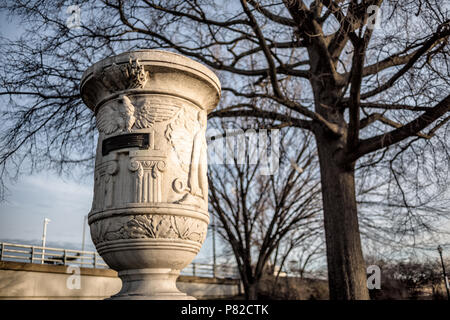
[80,50,220,299]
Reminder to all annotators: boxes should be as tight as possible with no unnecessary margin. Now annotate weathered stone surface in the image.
[0,261,240,300]
[80,50,220,299]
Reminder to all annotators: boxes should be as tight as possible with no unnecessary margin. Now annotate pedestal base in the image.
[109,268,196,300]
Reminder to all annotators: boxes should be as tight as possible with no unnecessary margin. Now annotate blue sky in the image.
[0,172,94,247]
[0,8,216,263]
[0,10,94,248]
[0,170,216,262]
[0,3,448,266]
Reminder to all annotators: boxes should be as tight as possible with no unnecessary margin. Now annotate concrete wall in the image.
[0,261,240,300]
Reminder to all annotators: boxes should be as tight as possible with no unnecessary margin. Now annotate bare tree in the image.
[366,256,448,300]
[208,120,322,299]
[0,1,449,299]
[286,237,325,279]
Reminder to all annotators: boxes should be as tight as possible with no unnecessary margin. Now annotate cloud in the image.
[0,171,214,261]
[0,172,93,247]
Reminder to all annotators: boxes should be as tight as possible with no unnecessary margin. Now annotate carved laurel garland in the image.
[90,214,207,244]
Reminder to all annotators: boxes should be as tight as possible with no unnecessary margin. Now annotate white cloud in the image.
[0,171,93,247]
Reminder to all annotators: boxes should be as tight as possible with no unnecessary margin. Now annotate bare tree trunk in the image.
[239,263,260,300]
[316,132,370,300]
[246,281,259,300]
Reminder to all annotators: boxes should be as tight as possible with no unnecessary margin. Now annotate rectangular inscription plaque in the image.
[102,133,150,156]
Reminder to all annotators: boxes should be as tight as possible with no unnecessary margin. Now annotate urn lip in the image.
[80,49,221,112]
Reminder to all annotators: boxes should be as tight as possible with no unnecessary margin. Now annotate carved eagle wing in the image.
[134,101,180,129]
[96,103,120,135]
[96,97,184,134]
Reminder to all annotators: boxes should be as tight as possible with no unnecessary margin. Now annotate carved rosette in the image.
[81,50,220,299]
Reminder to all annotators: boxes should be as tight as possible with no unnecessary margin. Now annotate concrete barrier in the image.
[0,261,240,300]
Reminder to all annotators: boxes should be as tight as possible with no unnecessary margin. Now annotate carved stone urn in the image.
[80,50,220,299]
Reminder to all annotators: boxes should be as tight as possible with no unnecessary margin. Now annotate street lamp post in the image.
[437,245,450,300]
[41,218,51,264]
[81,215,88,265]
[212,213,217,278]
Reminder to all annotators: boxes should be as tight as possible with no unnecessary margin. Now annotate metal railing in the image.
[0,242,108,268]
[0,242,240,279]
[180,262,239,279]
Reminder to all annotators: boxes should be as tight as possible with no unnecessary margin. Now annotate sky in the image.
[0,8,216,263]
[0,170,216,262]
[0,3,448,268]
[0,9,92,248]
[0,172,94,247]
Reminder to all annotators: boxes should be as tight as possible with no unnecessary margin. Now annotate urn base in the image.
[109,268,195,300]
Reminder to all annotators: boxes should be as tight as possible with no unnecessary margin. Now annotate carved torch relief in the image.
[165,107,209,210]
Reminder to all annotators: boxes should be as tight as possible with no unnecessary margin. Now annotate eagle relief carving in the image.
[96,95,180,135]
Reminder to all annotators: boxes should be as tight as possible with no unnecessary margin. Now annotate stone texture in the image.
[80,50,220,299]
[0,261,240,300]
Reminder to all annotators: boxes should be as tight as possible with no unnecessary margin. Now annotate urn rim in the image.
[80,49,221,112]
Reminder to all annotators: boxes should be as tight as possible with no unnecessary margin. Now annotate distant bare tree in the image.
[286,237,325,279]
[0,1,449,299]
[366,257,448,300]
[208,120,322,299]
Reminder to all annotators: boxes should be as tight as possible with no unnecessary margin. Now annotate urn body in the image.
[80,50,220,299]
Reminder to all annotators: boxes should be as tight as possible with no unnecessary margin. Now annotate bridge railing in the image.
[0,242,240,279]
[0,242,108,268]
[180,262,240,279]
